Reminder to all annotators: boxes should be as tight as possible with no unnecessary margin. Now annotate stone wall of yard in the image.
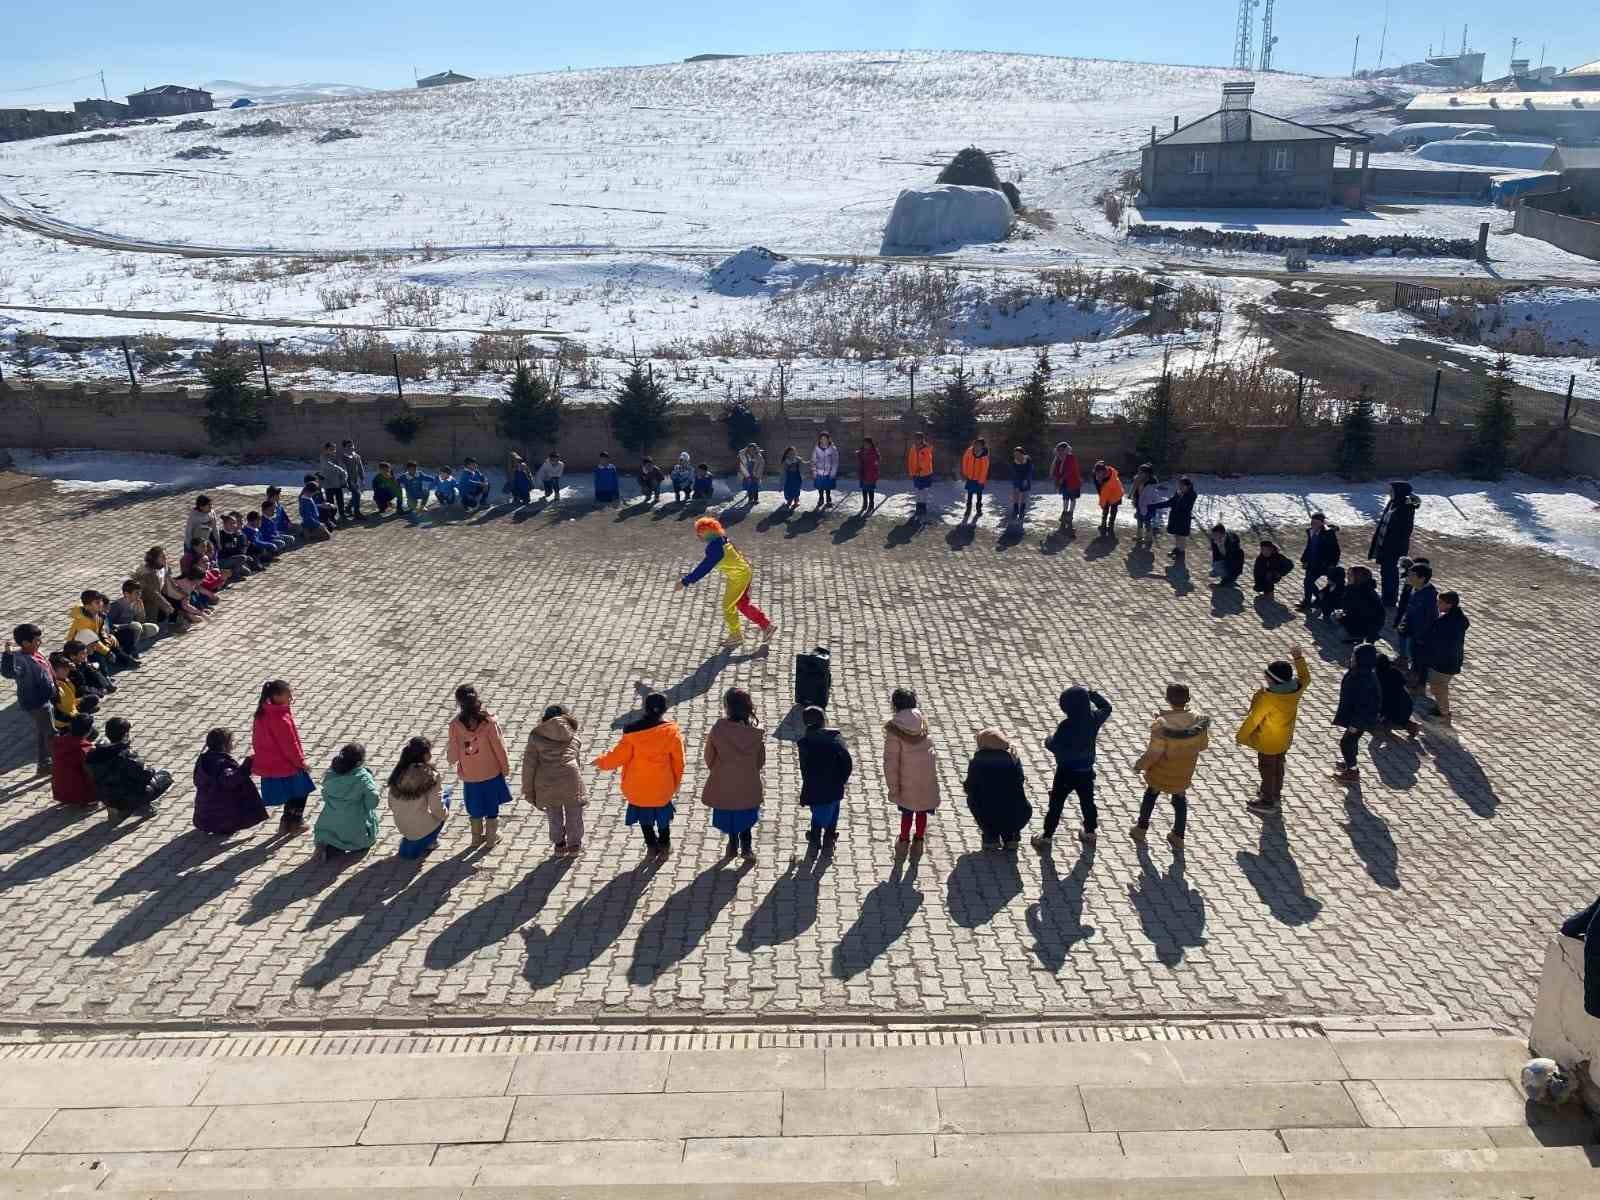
[0,382,1574,478]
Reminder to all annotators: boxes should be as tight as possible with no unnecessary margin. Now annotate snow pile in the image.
[880,185,1014,255]
[1415,140,1555,170]
[1492,288,1600,350]
[705,246,835,296]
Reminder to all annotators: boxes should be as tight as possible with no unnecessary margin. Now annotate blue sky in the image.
[3,0,1594,108]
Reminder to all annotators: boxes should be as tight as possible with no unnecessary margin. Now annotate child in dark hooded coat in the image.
[1373,652,1418,737]
[1332,644,1382,782]
[796,706,852,848]
[963,728,1031,850]
[1036,686,1112,847]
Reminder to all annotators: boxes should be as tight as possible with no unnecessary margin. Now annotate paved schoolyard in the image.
[0,469,1594,1029]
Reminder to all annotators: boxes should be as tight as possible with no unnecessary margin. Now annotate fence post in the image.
[1565,374,1576,426]
[1295,374,1305,423]
[0,357,6,390]
[393,352,403,402]
[1394,282,1401,311]
[777,361,786,417]
[256,342,272,396]
[121,339,138,390]
[1430,369,1441,418]
[908,361,917,414]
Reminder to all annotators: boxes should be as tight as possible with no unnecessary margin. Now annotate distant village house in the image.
[1139,81,1370,209]
[74,98,131,122]
[417,70,474,89]
[126,85,214,118]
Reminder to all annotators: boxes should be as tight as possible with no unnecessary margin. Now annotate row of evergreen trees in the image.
[201,337,1521,481]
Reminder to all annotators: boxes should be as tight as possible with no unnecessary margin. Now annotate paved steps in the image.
[1,1032,1596,1198]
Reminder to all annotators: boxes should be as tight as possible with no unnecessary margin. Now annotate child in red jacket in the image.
[51,714,97,807]
[1051,442,1081,530]
[251,679,315,833]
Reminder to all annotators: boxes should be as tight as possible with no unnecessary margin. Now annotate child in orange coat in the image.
[593,692,685,859]
[1093,462,1124,536]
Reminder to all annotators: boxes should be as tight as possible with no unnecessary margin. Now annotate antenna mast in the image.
[1351,33,1360,77]
[1259,0,1277,71]
[1233,0,1256,71]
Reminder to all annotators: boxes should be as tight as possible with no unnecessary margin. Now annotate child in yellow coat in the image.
[1236,645,1310,815]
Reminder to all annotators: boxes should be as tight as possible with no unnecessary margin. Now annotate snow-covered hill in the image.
[203,80,380,106]
[4,51,1384,254]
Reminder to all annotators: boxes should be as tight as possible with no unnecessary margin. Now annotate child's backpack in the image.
[795,647,832,709]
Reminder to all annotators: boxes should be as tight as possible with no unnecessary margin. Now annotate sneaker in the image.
[1129,824,1147,843]
[1030,834,1053,851]
[1167,832,1185,850]
[822,829,839,846]
[805,829,821,845]
[761,623,778,644]
[1078,829,1097,845]
[1246,800,1278,816]
[720,635,745,650]
[1333,767,1360,784]
[554,841,567,854]
[480,833,500,852]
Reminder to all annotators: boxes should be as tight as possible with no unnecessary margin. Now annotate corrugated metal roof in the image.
[1554,147,1600,170]
[1556,59,1600,78]
[129,84,209,97]
[1158,108,1344,145]
[1406,92,1595,110]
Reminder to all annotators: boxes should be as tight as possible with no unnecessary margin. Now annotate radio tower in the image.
[1234,0,1256,70]
[1259,0,1277,70]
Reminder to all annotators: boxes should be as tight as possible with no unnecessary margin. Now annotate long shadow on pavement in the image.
[1341,789,1400,890]
[1236,813,1324,927]
[1028,843,1096,973]
[1128,845,1205,967]
[425,855,573,970]
[737,847,831,953]
[522,861,658,990]
[831,851,924,980]
[946,849,1024,930]
[628,860,753,986]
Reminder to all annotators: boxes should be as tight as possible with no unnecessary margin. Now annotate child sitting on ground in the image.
[52,713,97,807]
[670,453,694,503]
[535,452,565,500]
[1252,540,1293,599]
[264,486,302,543]
[181,538,229,591]
[60,640,112,700]
[371,461,401,515]
[314,742,382,861]
[458,458,489,510]
[220,513,267,572]
[87,716,174,822]
[1312,565,1347,622]
[433,466,460,508]
[170,569,215,621]
[244,510,284,559]
[963,727,1031,851]
[638,457,665,505]
[507,452,534,505]
[49,652,81,732]
[397,461,435,515]
[797,705,851,848]
[593,452,620,505]
[298,482,332,542]
[692,463,716,503]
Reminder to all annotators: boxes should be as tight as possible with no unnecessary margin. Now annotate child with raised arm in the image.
[593,692,685,859]
[677,517,776,649]
[1036,686,1113,848]
[447,684,512,852]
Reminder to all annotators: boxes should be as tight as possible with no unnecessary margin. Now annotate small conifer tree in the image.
[200,335,268,451]
[1464,356,1517,480]
[1335,383,1378,480]
[1004,347,1054,462]
[609,358,675,453]
[928,360,983,456]
[497,361,563,447]
[1133,372,1186,475]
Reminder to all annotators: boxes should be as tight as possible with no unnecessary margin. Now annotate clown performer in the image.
[676,518,778,650]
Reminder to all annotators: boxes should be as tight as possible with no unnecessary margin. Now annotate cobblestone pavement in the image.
[0,472,1595,1029]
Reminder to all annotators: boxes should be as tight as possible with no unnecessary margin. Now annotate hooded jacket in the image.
[671,455,695,487]
[1399,582,1439,645]
[906,443,934,479]
[1213,534,1245,583]
[857,445,880,484]
[593,718,685,808]
[963,728,1032,836]
[52,732,96,807]
[797,726,853,808]
[1157,488,1197,536]
[1045,688,1113,773]
[1339,575,1385,642]
[883,709,940,812]
[1236,656,1312,754]
[1051,451,1081,493]
[447,714,511,783]
[1096,466,1124,505]
[1375,656,1414,727]
[961,446,991,485]
[1301,525,1342,577]
[1136,710,1212,793]
[66,604,116,656]
[1333,645,1382,731]
[812,443,839,478]
[251,702,308,778]
[315,765,381,852]
[1369,482,1420,560]
[701,719,766,810]
[738,446,766,480]
[388,761,448,841]
[86,739,158,810]
[1,647,56,711]
[523,714,585,809]
[192,749,267,835]
[1419,606,1469,675]
[1253,550,1294,593]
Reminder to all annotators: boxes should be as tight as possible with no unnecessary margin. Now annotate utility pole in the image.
[1461,24,1468,55]
[1351,34,1361,77]
[1377,0,1389,68]
[99,69,108,100]
[1510,36,1520,73]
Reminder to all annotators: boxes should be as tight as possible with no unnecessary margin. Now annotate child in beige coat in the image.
[523,705,586,856]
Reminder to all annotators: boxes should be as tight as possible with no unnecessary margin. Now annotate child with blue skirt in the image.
[446,685,511,852]
[779,446,803,510]
[593,692,684,860]
[250,679,315,834]
[702,687,765,862]
[593,452,620,504]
